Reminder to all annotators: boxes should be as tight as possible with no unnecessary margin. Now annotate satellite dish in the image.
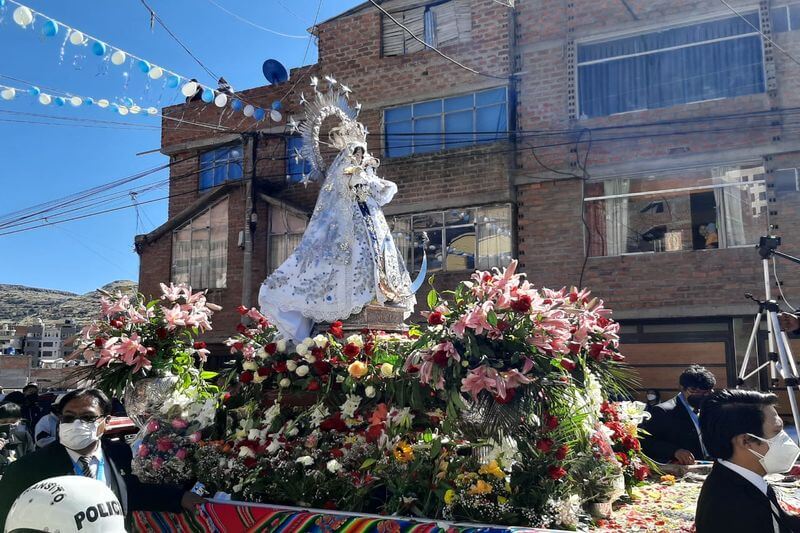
[262,60,288,84]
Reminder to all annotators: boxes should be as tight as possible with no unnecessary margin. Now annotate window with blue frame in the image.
[199,144,243,191]
[771,4,800,32]
[384,87,508,158]
[286,136,313,182]
[577,14,766,118]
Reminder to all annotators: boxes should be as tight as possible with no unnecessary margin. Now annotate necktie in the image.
[767,485,785,533]
[78,456,94,478]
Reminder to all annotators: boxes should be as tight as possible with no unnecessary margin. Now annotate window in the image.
[584,164,768,256]
[775,168,800,193]
[577,14,766,118]
[286,137,313,183]
[390,204,513,273]
[382,0,472,56]
[771,4,800,32]
[199,144,243,191]
[384,87,507,157]
[268,205,308,272]
[172,198,228,289]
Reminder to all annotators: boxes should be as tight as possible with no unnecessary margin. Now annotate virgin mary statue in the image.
[259,78,416,342]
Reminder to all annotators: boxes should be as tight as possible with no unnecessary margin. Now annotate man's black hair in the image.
[0,402,22,420]
[679,364,716,390]
[3,391,24,406]
[699,389,778,460]
[59,388,112,416]
[22,384,37,392]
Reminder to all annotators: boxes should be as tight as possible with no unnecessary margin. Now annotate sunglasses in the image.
[60,414,105,424]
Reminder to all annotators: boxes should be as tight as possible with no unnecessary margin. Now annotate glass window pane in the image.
[190,227,209,288]
[414,116,442,153]
[390,216,413,271]
[476,87,507,107]
[386,121,412,158]
[790,5,800,31]
[477,206,512,269]
[385,105,412,123]
[446,226,475,271]
[775,169,799,193]
[171,227,191,285]
[413,100,442,116]
[415,229,443,272]
[444,94,474,112]
[413,212,443,229]
[228,159,243,180]
[445,208,474,225]
[444,111,474,148]
[476,105,506,142]
[773,7,790,33]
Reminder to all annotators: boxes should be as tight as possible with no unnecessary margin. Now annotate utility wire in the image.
[367,0,508,81]
[279,0,325,104]
[718,0,800,69]
[205,0,309,38]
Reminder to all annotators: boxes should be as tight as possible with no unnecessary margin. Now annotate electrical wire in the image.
[367,0,508,81]
[279,0,325,104]
[205,0,309,39]
[718,0,800,69]
[773,256,797,310]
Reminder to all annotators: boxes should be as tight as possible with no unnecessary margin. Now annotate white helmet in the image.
[5,476,126,533]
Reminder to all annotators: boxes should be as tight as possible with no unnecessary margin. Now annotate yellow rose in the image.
[380,362,394,378]
[444,489,455,505]
[348,360,369,379]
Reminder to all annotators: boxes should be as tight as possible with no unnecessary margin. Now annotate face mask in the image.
[59,420,102,451]
[647,394,657,402]
[748,431,800,474]
[686,394,707,410]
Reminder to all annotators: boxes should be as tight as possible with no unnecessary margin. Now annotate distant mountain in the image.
[0,280,137,324]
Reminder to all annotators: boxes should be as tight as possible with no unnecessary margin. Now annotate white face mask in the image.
[748,431,800,474]
[59,420,102,451]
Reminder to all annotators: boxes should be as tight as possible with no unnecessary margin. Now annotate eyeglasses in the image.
[60,414,104,424]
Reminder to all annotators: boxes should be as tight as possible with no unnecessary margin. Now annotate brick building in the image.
[136,0,800,408]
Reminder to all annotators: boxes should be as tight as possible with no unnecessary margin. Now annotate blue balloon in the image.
[0,0,5,7]
[92,41,107,56]
[42,20,58,37]
[122,97,134,107]
[166,75,180,88]
[254,108,266,121]
[53,96,65,107]
[231,99,243,111]
[110,103,119,113]
[201,89,214,103]
[137,60,151,74]
[271,100,282,111]
[84,97,94,106]
[28,86,40,96]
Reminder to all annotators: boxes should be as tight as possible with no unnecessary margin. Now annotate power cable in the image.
[205,0,309,38]
[718,0,800,69]
[279,0,324,104]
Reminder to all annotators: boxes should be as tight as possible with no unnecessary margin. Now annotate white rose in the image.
[279,378,291,388]
[253,372,267,384]
[313,334,329,348]
[256,347,268,359]
[303,354,317,364]
[286,360,298,372]
[267,439,281,454]
[296,365,310,377]
[247,429,260,441]
[346,334,364,348]
[234,429,247,440]
[365,385,376,398]
[461,360,469,367]
[295,344,308,356]
[276,339,287,352]
[380,363,394,378]
[301,337,315,348]
[238,446,255,458]
[326,459,342,473]
[243,360,258,371]
[296,456,314,466]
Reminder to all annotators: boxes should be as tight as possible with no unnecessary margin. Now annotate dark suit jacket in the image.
[0,439,184,530]
[696,462,799,533]
[640,395,705,463]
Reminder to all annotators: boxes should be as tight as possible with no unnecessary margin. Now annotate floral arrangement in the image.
[77,283,221,398]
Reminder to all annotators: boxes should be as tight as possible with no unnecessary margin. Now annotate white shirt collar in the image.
[64,441,104,465]
[718,459,769,495]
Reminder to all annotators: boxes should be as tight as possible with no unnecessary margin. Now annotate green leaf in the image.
[427,289,439,310]
[487,310,498,327]
[430,438,442,458]
[200,371,219,380]
[360,458,376,470]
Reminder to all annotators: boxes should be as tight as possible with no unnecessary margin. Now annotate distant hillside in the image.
[0,280,137,324]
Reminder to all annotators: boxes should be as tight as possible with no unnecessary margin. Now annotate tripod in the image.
[737,236,800,444]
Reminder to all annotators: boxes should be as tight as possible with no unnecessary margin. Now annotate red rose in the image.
[94,337,104,347]
[236,323,248,334]
[511,294,532,313]
[146,347,156,356]
[257,367,271,377]
[560,358,576,372]
[307,379,320,391]
[589,343,605,361]
[331,448,344,458]
[274,361,288,373]
[343,343,360,358]
[428,311,445,325]
[555,445,569,460]
[243,457,257,469]
[482,273,493,283]
[432,350,448,367]
[156,328,168,339]
[239,371,254,384]
[568,342,581,355]
[547,465,567,480]
[536,438,554,453]
[233,342,244,352]
[193,341,207,350]
[364,342,375,356]
[237,305,249,315]
[329,321,344,339]
[265,343,277,355]
[313,360,332,375]
[320,413,347,432]
[622,435,641,451]
[110,319,125,329]
[365,424,383,443]
[311,346,325,359]
[497,320,510,332]
[494,388,516,404]
[615,452,630,466]
[545,414,559,431]
[634,464,650,481]
[597,316,610,328]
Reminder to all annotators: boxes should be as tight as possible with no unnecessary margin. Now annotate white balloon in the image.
[148,66,164,80]
[146,107,159,115]
[130,105,141,114]
[270,109,282,122]
[13,6,33,27]
[38,94,52,105]
[213,93,228,108]
[1,88,16,101]
[97,99,109,108]
[243,104,255,117]
[118,106,129,116]
[110,50,127,65]
[181,81,198,97]
[69,96,82,107]
[69,30,85,45]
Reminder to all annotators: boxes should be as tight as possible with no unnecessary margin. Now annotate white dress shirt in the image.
[65,443,110,487]
[718,459,769,495]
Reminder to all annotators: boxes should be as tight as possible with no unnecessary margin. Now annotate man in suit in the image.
[0,388,204,530]
[641,364,716,464]
[696,389,800,532]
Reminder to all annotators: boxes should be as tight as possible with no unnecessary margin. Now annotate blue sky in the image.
[0,0,360,294]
